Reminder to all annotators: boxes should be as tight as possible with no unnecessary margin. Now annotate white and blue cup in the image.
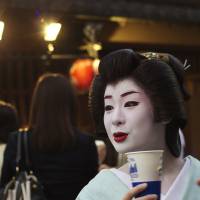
[125,150,163,200]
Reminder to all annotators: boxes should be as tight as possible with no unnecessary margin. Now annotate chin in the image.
[114,146,137,154]
[116,146,148,154]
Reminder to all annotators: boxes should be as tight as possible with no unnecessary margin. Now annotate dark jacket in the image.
[0,130,98,200]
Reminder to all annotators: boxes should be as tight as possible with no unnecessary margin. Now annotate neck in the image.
[118,125,185,194]
[161,146,185,194]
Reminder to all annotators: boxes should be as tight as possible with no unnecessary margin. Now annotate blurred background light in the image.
[0,21,5,40]
[44,22,61,41]
[47,43,54,52]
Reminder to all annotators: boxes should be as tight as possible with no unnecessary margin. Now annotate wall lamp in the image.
[43,22,62,42]
[0,21,5,40]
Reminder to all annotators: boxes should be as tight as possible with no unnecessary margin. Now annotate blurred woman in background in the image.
[0,73,98,200]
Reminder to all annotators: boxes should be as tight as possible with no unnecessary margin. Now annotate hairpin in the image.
[183,59,191,71]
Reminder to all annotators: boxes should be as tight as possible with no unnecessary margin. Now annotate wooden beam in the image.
[109,19,200,46]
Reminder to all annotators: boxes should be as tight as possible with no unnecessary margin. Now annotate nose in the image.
[112,107,125,126]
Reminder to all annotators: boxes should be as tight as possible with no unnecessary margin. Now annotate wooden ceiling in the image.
[1,0,200,23]
[0,1,200,54]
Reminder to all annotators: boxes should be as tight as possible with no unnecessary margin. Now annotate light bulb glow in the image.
[44,22,61,41]
[48,43,54,52]
[0,21,5,40]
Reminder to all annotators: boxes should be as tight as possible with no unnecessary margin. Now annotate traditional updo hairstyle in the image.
[89,49,190,157]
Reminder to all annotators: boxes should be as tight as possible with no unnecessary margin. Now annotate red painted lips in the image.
[113,132,128,143]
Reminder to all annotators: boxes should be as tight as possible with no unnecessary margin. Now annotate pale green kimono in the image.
[76,156,200,200]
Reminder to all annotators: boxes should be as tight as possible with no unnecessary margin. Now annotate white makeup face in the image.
[104,78,165,153]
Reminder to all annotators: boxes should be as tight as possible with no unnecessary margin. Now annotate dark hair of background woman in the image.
[29,73,78,152]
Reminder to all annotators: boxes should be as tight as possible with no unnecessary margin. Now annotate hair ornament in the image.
[183,59,191,71]
[141,52,169,63]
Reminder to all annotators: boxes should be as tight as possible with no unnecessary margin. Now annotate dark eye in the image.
[124,101,139,107]
[104,105,113,111]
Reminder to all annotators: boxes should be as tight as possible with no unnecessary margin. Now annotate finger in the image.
[122,183,147,200]
[137,194,158,200]
[197,179,200,186]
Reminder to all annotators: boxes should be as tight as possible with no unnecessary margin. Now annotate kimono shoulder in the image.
[183,156,200,200]
[76,169,129,200]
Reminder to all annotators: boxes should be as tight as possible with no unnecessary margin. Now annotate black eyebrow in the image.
[120,91,139,97]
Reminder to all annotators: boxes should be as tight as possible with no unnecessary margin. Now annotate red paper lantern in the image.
[70,59,95,91]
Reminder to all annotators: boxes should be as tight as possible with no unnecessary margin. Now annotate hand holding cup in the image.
[122,183,158,200]
[125,150,163,200]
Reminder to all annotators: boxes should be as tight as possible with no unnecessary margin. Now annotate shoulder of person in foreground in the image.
[186,155,200,176]
[182,155,200,199]
[76,169,129,200]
